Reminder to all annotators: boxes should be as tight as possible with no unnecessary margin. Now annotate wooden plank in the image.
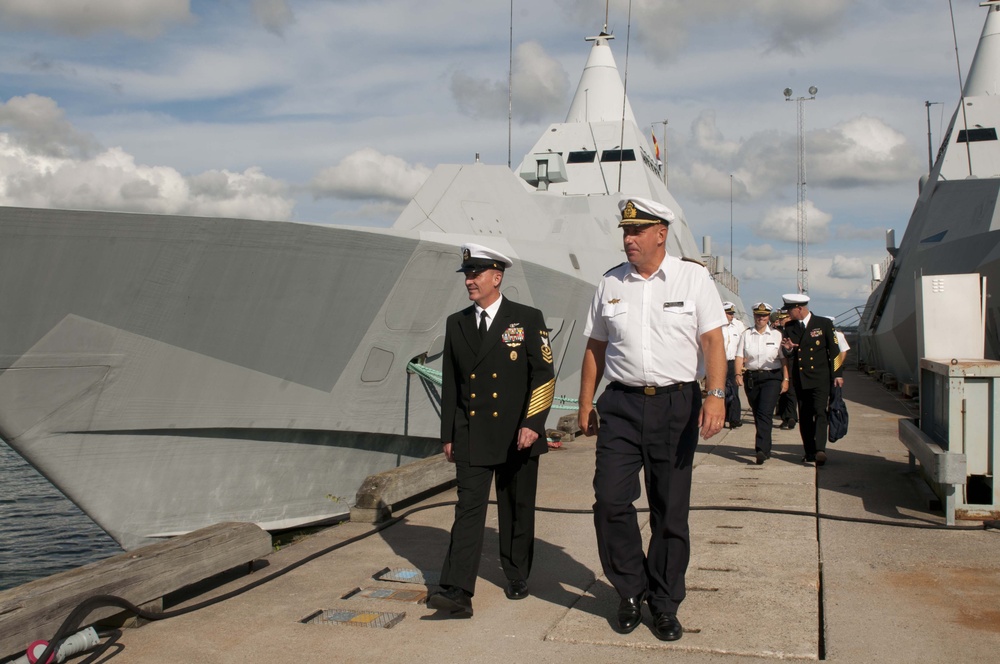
[351,454,456,523]
[0,522,271,660]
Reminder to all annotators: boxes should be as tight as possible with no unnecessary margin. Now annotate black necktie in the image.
[479,310,488,339]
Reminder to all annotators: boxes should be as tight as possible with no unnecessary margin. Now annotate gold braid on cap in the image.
[526,378,555,418]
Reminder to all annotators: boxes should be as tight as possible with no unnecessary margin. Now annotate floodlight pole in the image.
[784,87,817,295]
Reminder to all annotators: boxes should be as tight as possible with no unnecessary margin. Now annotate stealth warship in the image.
[859,1,1000,383]
[0,31,742,550]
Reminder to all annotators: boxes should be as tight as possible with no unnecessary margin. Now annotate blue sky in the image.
[0,0,991,319]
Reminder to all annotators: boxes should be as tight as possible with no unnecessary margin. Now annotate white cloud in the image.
[755,201,832,244]
[828,254,868,279]
[0,0,191,38]
[451,41,568,123]
[810,116,921,188]
[309,148,431,203]
[741,244,783,261]
[252,0,294,36]
[0,94,294,219]
[0,139,294,219]
[562,0,857,61]
[0,94,97,158]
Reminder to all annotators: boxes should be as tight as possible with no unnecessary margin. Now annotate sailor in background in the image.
[577,196,727,642]
[733,302,788,464]
[722,301,746,428]
[779,294,843,466]
[428,243,555,617]
[772,310,798,429]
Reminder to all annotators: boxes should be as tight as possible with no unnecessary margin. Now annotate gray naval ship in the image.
[0,30,743,550]
[859,1,1000,384]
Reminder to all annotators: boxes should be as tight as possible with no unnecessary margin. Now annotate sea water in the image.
[0,440,121,591]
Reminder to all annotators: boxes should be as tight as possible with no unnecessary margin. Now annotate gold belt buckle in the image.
[643,386,656,396]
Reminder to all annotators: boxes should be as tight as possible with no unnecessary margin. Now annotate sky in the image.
[0,0,991,320]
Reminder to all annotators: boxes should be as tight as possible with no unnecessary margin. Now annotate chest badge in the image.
[502,324,525,347]
[608,298,621,304]
[510,350,518,361]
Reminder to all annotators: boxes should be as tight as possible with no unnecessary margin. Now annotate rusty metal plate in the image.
[301,608,406,629]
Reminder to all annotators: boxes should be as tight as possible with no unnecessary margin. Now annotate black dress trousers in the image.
[744,370,782,456]
[441,453,539,595]
[592,383,700,615]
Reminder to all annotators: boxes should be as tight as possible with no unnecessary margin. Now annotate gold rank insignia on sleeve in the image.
[526,378,555,418]
[540,330,553,364]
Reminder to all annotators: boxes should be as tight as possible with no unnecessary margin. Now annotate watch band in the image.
[706,388,725,399]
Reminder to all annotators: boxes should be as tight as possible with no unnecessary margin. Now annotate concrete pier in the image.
[8,369,1000,663]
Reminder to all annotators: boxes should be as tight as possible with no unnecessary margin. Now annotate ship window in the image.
[957,127,998,143]
[567,150,597,163]
[600,149,636,162]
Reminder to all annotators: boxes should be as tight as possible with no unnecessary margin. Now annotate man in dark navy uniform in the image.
[779,293,843,466]
[427,243,555,617]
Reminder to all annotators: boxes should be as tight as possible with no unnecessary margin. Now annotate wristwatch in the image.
[706,388,725,399]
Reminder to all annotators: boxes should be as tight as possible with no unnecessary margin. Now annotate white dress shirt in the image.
[735,326,784,370]
[723,318,747,360]
[474,295,503,332]
[583,255,727,386]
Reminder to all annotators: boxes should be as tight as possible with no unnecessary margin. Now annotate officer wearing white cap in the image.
[721,301,746,429]
[733,302,788,464]
[428,243,555,617]
[577,196,727,642]
[779,293,843,466]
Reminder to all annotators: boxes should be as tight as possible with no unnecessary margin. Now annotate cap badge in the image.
[622,201,638,220]
[462,248,471,261]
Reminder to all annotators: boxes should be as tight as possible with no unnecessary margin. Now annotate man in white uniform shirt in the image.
[722,301,746,428]
[577,196,727,642]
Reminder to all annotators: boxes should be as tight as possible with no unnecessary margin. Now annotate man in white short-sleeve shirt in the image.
[577,196,727,642]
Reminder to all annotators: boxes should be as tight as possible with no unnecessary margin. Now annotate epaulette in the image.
[681,256,706,267]
[603,261,626,276]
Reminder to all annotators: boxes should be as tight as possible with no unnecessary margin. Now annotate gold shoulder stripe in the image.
[526,378,556,418]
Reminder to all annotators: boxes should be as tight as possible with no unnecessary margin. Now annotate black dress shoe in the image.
[427,586,473,617]
[615,593,645,633]
[815,450,827,466]
[651,612,683,641]
[504,579,529,600]
[755,450,767,465]
[787,421,797,430]
[802,455,816,463]
[778,421,790,430]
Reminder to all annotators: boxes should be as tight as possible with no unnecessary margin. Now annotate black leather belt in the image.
[748,369,781,375]
[609,381,696,396]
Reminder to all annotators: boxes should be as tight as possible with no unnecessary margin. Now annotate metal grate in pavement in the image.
[372,567,440,585]
[301,608,406,629]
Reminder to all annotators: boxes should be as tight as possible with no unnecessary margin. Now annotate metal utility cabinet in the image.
[898,274,998,524]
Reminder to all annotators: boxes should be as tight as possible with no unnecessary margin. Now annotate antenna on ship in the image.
[507,0,513,168]
[948,0,973,175]
[925,101,941,172]
[616,0,633,192]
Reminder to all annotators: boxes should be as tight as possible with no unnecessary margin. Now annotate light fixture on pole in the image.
[783,86,817,295]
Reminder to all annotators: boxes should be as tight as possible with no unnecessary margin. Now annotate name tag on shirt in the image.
[663,301,684,309]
